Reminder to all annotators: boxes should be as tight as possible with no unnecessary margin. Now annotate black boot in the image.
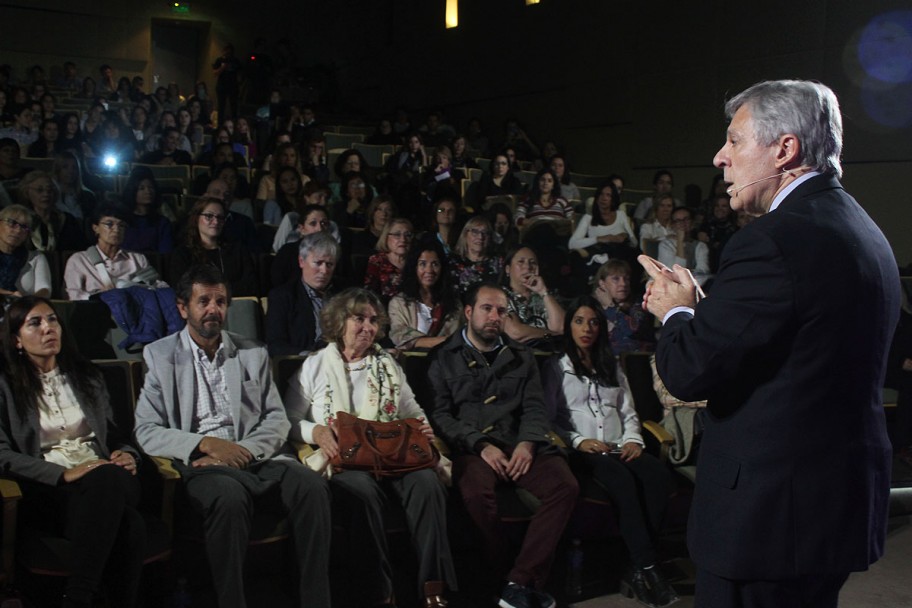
[644,566,680,607]
[619,568,657,608]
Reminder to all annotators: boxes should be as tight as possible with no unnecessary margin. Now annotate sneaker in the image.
[498,583,556,608]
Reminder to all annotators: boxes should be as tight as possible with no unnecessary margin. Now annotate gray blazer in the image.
[0,373,137,486]
[133,329,292,465]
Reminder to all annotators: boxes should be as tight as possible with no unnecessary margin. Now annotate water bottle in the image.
[565,537,583,597]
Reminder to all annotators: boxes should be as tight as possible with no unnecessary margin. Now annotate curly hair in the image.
[320,287,388,346]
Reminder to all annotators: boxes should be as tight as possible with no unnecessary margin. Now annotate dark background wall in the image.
[2,0,910,262]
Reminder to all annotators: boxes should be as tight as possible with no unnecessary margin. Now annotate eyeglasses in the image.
[2,218,31,233]
[436,207,454,214]
[388,231,413,240]
[467,228,490,237]
[349,182,366,189]
[200,212,229,224]
[99,220,127,230]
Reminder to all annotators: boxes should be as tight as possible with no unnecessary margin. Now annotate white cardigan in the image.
[568,210,638,250]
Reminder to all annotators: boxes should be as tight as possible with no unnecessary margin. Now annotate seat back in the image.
[620,352,664,423]
[224,296,263,341]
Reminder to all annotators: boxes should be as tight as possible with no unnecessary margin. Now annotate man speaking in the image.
[639,80,899,607]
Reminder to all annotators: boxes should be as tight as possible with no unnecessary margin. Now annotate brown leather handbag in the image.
[330,411,439,478]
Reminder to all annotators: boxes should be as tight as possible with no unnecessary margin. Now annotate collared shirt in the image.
[63,245,163,300]
[181,328,235,441]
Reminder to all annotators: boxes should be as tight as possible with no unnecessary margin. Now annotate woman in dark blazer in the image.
[0,296,145,608]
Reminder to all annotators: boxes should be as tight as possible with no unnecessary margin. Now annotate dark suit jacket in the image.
[656,174,899,579]
[0,373,138,486]
[265,279,323,356]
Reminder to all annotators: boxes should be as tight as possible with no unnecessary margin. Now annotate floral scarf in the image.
[319,342,401,427]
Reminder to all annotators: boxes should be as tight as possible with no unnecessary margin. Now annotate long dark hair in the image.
[2,296,101,418]
[528,167,563,202]
[122,166,162,216]
[590,181,621,226]
[398,236,456,317]
[561,296,618,387]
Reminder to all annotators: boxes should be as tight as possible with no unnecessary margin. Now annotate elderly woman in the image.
[284,288,455,608]
[501,245,565,344]
[363,217,412,303]
[542,298,677,608]
[389,239,461,350]
[18,170,86,252]
[120,167,174,254]
[64,205,167,300]
[0,205,51,298]
[0,296,145,608]
[170,197,257,297]
[448,216,503,295]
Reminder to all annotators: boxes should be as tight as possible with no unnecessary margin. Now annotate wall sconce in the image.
[446,0,458,28]
[526,0,541,5]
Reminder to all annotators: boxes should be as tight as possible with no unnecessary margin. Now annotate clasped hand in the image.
[481,441,534,481]
[314,417,436,461]
[638,254,697,321]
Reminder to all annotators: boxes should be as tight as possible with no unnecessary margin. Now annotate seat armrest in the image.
[642,420,675,462]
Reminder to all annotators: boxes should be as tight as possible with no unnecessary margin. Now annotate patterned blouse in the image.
[364,252,403,300]
[602,300,657,355]
[504,287,548,329]
[449,255,504,295]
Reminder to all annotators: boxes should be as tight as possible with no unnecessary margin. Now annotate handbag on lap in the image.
[330,411,439,478]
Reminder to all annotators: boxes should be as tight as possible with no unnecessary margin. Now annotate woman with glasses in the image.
[429,197,458,255]
[170,197,257,296]
[64,205,168,301]
[363,217,413,304]
[448,216,503,296]
[17,171,86,253]
[476,153,526,202]
[0,205,50,298]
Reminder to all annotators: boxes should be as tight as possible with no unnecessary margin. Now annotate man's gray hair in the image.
[725,80,843,177]
[298,230,339,261]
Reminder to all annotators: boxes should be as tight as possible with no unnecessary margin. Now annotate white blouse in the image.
[552,354,644,449]
[568,210,638,249]
[37,369,100,468]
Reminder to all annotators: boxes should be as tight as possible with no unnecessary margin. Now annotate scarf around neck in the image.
[320,342,402,426]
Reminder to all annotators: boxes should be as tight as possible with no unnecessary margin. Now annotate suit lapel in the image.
[174,337,196,431]
[221,332,244,431]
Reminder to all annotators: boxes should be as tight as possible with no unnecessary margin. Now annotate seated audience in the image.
[388,238,461,350]
[263,165,305,226]
[427,282,577,608]
[428,197,458,255]
[363,217,413,303]
[58,112,85,154]
[638,192,675,244]
[266,231,338,356]
[138,127,192,166]
[271,204,334,289]
[120,168,174,254]
[633,170,679,221]
[133,265,331,608]
[696,194,738,273]
[284,288,455,607]
[18,171,85,252]
[658,206,710,281]
[550,154,580,202]
[65,205,167,300]
[592,260,656,354]
[301,135,329,184]
[170,197,257,296]
[449,216,503,295]
[256,142,308,202]
[543,298,678,608]
[0,296,146,608]
[272,182,336,253]
[0,105,37,148]
[569,180,638,266]
[26,118,60,158]
[514,168,573,226]
[476,153,526,202]
[501,245,565,344]
[451,134,478,170]
[349,195,393,256]
[53,150,98,226]
[0,205,50,298]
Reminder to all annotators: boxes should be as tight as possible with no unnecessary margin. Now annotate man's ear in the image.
[176,299,189,321]
[775,133,801,170]
[464,304,472,323]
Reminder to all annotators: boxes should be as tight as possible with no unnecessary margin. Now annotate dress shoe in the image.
[424,580,448,608]
[619,568,657,607]
[644,567,680,607]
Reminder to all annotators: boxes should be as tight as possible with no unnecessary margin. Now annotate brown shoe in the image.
[424,581,449,608]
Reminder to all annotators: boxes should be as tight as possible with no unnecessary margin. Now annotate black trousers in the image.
[180,458,332,608]
[696,568,850,608]
[569,450,672,568]
[20,464,145,607]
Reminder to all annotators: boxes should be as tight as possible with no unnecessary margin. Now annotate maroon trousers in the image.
[454,452,579,589]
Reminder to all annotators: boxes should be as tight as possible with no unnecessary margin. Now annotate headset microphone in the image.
[726,172,783,196]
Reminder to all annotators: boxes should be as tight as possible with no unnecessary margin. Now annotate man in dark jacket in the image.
[428,282,578,608]
[265,231,337,356]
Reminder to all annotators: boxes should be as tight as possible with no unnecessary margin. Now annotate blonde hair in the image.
[320,288,389,346]
[375,218,412,253]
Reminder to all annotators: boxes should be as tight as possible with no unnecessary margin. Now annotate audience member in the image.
[388,238,461,350]
[428,282,578,608]
[139,127,192,166]
[543,297,678,607]
[696,194,738,272]
[638,192,675,244]
[332,171,374,230]
[0,296,146,608]
[550,154,580,202]
[133,265,331,608]
[633,170,679,221]
[0,205,50,298]
[514,168,572,226]
[26,118,60,158]
[501,245,565,344]
[476,153,526,201]
[120,167,174,254]
[18,171,85,252]
[449,216,503,295]
[657,207,710,281]
[285,288,455,607]
[256,142,307,202]
[363,217,413,303]
[592,260,656,354]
